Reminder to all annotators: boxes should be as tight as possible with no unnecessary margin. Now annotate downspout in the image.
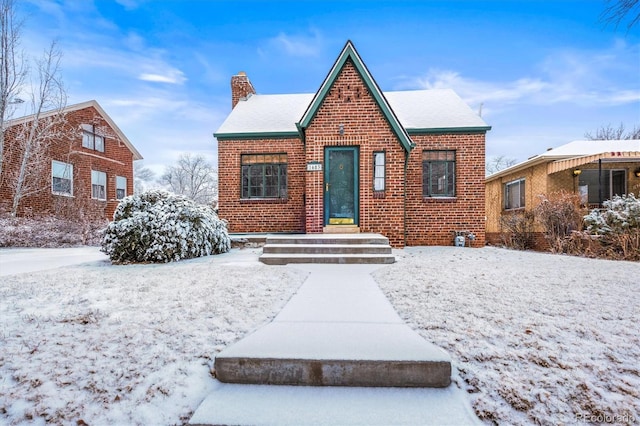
[598,159,603,208]
[403,149,409,247]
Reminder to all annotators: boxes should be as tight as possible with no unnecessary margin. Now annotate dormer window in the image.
[82,124,104,152]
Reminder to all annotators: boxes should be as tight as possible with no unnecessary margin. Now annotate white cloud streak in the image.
[396,41,640,112]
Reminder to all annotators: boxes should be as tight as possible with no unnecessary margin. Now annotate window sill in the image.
[52,192,74,198]
[423,196,457,203]
[373,191,385,199]
[503,207,526,212]
[240,198,288,204]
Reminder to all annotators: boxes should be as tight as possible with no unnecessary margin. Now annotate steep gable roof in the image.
[6,100,142,160]
[297,40,414,152]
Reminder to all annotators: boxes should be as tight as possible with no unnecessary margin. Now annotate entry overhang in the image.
[547,151,640,174]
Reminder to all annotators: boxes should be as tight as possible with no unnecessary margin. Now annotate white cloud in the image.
[138,70,187,85]
[263,29,324,58]
[396,41,640,112]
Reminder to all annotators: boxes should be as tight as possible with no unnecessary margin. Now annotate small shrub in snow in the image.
[101,190,230,263]
[583,193,640,261]
[534,191,586,253]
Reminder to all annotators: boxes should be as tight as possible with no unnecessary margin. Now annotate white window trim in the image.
[373,151,385,191]
[116,176,127,200]
[91,170,107,200]
[51,160,73,196]
[504,178,525,210]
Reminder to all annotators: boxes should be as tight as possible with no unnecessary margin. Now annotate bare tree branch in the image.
[600,0,640,31]
[10,41,68,216]
[159,153,218,205]
[584,122,640,140]
[486,155,518,176]
[0,0,27,181]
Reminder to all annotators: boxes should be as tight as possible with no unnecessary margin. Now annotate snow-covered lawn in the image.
[0,248,306,425]
[1,246,638,425]
[374,247,640,426]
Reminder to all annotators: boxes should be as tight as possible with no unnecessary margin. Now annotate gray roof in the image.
[214,89,489,138]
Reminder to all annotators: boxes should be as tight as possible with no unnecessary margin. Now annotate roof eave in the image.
[214,131,301,141]
[408,126,492,135]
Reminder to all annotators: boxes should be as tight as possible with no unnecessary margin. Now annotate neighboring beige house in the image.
[485,139,640,247]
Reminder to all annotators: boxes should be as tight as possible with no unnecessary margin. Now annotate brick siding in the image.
[218,59,488,248]
[0,105,135,220]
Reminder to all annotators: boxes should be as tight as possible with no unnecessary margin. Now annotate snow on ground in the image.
[374,246,640,426]
[0,248,306,425]
[1,246,638,425]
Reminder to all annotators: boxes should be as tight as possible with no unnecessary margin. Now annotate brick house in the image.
[215,41,490,247]
[485,139,640,248]
[0,100,142,219]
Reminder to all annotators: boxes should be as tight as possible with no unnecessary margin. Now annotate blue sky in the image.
[15,0,640,175]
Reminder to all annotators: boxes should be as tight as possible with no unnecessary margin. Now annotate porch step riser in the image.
[263,245,392,255]
[215,358,451,388]
[260,255,396,265]
[266,237,389,246]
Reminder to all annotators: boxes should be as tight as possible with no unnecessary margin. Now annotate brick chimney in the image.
[231,71,256,109]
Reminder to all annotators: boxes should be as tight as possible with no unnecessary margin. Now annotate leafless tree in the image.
[159,153,218,205]
[9,41,68,217]
[486,155,518,176]
[600,0,640,31]
[134,161,156,194]
[0,0,27,181]
[584,123,640,140]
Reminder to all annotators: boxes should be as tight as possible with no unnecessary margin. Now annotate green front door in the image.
[324,147,359,226]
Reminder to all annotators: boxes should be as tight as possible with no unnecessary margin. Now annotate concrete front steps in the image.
[259,233,395,265]
[189,265,469,425]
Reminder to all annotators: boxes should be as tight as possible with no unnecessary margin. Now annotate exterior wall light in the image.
[339,123,345,136]
[573,169,582,176]
[635,168,640,178]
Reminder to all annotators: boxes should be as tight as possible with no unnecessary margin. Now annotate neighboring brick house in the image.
[485,139,640,248]
[215,41,490,247]
[0,100,142,219]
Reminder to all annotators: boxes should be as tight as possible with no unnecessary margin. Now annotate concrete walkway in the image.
[190,264,481,425]
[0,246,108,276]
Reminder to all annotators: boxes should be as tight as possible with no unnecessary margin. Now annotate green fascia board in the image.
[214,131,301,140]
[297,40,415,153]
[407,126,492,135]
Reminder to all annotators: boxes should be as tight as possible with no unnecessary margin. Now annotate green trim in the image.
[324,147,359,226]
[214,131,300,140]
[407,126,492,135]
[297,40,415,153]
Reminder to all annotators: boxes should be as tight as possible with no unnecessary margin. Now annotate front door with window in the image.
[324,147,359,226]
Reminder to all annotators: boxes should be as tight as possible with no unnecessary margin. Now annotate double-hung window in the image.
[91,170,107,200]
[373,151,385,191]
[241,154,287,198]
[82,124,105,152]
[116,176,127,200]
[423,150,456,197]
[52,160,73,196]
[504,178,525,210]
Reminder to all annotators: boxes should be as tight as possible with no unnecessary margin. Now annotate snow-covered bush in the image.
[583,194,640,261]
[101,190,230,263]
[584,193,640,234]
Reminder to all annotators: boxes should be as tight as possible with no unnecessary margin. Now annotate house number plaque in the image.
[306,162,322,172]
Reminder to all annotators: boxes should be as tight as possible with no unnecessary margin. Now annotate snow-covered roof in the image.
[216,93,314,136]
[214,89,489,138]
[486,139,640,181]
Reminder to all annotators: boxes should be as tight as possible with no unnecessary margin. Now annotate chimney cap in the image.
[236,71,247,76]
